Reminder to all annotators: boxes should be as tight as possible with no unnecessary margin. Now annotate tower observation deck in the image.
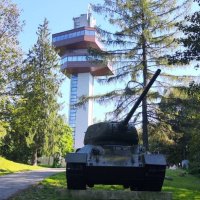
[53,9,114,149]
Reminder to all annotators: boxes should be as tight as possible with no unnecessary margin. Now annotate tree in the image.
[0,98,8,141]
[150,83,200,167]
[186,82,200,174]
[15,18,65,165]
[163,0,200,171]
[167,0,200,66]
[57,122,74,157]
[149,88,190,164]
[0,0,24,142]
[0,0,24,95]
[78,0,191,150]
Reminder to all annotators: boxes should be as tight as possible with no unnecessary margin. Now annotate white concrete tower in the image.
[53,8,114,149]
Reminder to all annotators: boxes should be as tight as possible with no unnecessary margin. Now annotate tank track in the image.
[130,165,165,191]
[66,163,86,190]
[66,163,165,191]
[144,165,166,191]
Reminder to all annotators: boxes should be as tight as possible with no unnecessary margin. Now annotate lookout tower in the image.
[53,8,114,148]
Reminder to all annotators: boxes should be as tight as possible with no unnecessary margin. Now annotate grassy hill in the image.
[0,156,43,176]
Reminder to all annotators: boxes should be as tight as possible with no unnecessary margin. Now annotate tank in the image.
[66,69,167,191]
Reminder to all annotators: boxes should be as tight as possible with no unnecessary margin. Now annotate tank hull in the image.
[66,145,166,191]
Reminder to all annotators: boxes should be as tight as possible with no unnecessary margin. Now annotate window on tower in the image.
[52,29,96,43]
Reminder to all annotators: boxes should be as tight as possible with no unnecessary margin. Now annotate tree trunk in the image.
[142,93,149,150]
[142,12,149,151]
[31,148,37,166]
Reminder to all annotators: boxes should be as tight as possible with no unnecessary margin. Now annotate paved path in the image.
[0,168,65,200]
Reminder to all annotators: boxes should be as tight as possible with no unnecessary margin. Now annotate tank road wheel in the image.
[66,163,86,190]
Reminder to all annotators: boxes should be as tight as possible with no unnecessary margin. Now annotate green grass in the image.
[38,164,54,168]
[11,169,200,200]
[11,172,67,200]
[163,169,200,200]
[0,156,43,176]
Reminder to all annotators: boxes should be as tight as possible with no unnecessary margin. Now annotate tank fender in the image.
[66,153,87,163]
[144,154,167,166]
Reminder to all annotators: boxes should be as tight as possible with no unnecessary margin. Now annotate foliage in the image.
[76,0,191,150]
[15,18,66,165]
[0,18,74,165]
[0,156,42,176]
[52,157,61,168]
[163,1,200,169]
[57,123,74,157]
[187,82,200,174]
[0,119,7,140]
[0,0,24,92]
[0,0,24,142]
[149,83,200,168]
[167,0,200,66]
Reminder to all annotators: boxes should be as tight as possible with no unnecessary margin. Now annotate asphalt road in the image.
[0,168,65,200]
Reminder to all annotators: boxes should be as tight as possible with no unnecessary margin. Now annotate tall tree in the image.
[79,0,191,150]
[0,0,24,141]
[149,88,191,164]
[163,0,200,170]
[0,0,24,95]
[185,82,200,174]
[16,18,65,165]
[152,83,200,168]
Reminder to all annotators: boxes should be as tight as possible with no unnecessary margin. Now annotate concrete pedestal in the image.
[56,189,173,200]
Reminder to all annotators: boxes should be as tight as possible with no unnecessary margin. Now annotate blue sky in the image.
[12,0,200,123]
[13,0,104,52]
[12,0,113,121]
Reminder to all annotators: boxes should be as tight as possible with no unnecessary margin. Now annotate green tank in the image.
[66,69,166,191]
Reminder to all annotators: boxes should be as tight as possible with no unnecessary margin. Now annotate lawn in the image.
[11,169,200,200]
[0,156,43,176]
[163,169,200,200]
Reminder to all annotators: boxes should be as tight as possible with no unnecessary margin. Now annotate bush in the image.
[52,157,61,168]
[189,161,200,176]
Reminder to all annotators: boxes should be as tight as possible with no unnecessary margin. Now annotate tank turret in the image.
[66,69,166,191]
[84,69,161,146]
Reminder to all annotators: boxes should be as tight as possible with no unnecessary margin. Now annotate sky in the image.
[12,0,200,123]
[12,0,114,121]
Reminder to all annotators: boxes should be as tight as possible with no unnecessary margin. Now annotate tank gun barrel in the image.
[121,69,161,127]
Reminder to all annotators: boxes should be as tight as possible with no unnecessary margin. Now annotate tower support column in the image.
[74,73,94,148]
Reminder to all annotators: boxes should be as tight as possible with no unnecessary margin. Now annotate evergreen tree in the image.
[17,18,65,165]
[79,0,191,150]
